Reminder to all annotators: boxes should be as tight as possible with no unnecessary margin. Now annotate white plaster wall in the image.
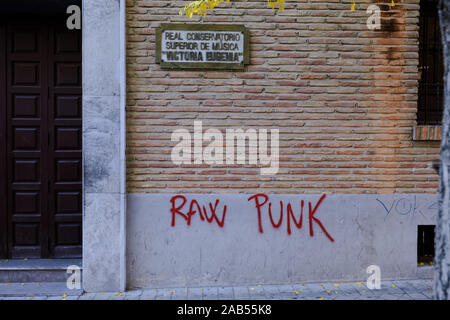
[126,193,438,289]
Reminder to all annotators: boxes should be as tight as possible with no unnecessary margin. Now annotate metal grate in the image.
[418,0,444,125]
[417,225,435,265]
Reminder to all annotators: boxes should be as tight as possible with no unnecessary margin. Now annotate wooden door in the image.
[0,16,82,258]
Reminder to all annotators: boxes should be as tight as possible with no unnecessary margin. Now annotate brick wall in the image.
[125,0,440,194]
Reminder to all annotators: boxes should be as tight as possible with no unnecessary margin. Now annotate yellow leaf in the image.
[350,2,356,11]
[62,293,67,298]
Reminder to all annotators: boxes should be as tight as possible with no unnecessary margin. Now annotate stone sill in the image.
[412,125,441,141]
[416,265,434,279]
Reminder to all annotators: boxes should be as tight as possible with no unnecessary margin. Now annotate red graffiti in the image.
[169,194,334,242]
[247,194,334,242]
[170,195,227,228]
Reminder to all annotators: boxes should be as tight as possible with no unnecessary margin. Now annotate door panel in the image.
[1,17,81,258]
[48,23,82,258]
[0,23,7,259]
[6,21,47,258]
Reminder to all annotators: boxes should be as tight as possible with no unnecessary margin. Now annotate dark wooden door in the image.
[0,17,82,258]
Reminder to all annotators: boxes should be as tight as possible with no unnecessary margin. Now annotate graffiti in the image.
[375,196,438,221]
[170,195,227,228]
[247,194,334,242]
[169,194,334,242]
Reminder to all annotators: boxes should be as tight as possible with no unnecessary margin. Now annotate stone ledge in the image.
[0,259,81,270]
[412,125,442,141]
[0,259,82,283]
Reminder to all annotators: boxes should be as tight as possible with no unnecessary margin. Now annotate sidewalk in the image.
[0,279,434,300]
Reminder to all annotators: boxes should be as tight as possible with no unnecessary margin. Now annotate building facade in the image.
[0,0,443,292]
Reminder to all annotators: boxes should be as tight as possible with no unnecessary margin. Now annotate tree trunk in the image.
[435,0,450,300]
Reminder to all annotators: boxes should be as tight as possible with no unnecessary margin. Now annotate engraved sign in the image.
[156,24,249,70]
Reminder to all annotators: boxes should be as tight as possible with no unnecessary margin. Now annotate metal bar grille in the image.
[418,0,444,125]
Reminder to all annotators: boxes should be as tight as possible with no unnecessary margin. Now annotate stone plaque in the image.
[156,24,250,70]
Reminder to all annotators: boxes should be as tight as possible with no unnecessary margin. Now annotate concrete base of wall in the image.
[126,193,438,289]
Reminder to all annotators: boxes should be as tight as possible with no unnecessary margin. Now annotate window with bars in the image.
[417,225,435,266]
[417,0,444,125]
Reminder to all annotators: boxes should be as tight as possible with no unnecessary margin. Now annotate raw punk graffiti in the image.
[170,195,228,228]
[169,194,334,242]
